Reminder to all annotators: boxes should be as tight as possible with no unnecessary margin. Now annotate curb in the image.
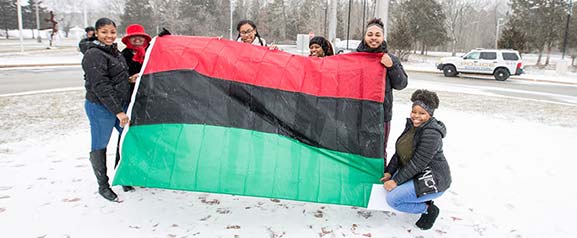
[0,63,80,69]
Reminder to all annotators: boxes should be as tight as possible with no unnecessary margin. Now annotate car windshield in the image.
[464,52,480,60]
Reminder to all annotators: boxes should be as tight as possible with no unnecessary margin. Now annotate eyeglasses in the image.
[240,28,255,35]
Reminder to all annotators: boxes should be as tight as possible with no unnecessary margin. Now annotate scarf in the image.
[124,41,149,64]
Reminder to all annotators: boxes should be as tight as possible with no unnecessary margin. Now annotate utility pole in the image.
[328,0,337,43]
[83,0,88,28]
[323,0,328,37]
[230,0,234,40]
[362,0,366,35]
[36,0,41,43]
[374,0,389,38]
[346,0,352,49]
[562,0,573,59]
[17,0,24,53]
[495,18,504,49]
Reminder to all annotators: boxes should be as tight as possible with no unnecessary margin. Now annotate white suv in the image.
[436,49,524,81]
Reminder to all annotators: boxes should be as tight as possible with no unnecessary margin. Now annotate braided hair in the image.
[236,20,265,46]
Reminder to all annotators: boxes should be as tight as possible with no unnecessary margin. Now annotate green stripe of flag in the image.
[114,124,383,207]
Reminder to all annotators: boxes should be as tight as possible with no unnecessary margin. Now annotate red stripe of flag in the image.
[143,36,385,102]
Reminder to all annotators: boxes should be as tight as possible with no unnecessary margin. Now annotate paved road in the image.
[1,67,576,106]
[0,66,83,95]
[409,71,577,106]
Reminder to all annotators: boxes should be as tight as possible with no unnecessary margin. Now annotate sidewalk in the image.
[1,39,575,85]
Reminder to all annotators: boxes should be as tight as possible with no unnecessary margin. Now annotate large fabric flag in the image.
[113,36,386,207]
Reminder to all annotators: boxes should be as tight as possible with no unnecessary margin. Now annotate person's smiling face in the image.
[239,23,256,44]
[411,105,431,128]
[364,25,384,49]
[129,35,146,47]
[309,44,325,57]
[96,24,117,46]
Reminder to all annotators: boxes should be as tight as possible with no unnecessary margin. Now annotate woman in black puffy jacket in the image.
[381,89,452,230]
[82,17,130,202]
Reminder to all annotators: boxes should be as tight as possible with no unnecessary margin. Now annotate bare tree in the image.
[441,0,475,56]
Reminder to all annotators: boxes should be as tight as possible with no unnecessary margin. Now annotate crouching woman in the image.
[381,89,452,230]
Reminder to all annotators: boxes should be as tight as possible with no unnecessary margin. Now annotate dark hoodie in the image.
[79,36,96,54]
[356,41,408,122]
[385,118,452,197]
[82,41,130,115]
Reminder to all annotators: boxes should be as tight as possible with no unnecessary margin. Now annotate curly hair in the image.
[366,18,384,29]
[411,89,439,109]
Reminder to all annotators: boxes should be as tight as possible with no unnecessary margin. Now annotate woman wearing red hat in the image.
[121,24,152,87]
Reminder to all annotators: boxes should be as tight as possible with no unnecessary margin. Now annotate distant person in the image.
[82,17,131,202]
[236,20,267,46]
[309,36,334,57]
[381,89,451,230]
[356,18,408,163]
[78,26,95,54]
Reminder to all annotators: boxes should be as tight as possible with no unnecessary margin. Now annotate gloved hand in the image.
[158,28,171,37]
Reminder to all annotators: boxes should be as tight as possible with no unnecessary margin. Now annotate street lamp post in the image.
[495,18,504,49]
[17,0,24,53]
[562,0,573,59]
[36,0,41,43]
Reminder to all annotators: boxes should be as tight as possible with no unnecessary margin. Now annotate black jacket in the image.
[82,41,130,115]
[121,48,144,76]
[385,118,452,197]
[121,48,144,95]
[356,41,408,122]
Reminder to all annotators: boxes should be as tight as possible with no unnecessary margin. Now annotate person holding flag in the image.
[356,18,408,165]
[82,18,131,202]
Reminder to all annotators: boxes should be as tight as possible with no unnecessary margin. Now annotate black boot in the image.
[416,201,439,230]
[89,149,118,202]
[114,138,135,193]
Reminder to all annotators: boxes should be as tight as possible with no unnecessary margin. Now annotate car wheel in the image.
[494,68,510,81]
[443,65,458,77]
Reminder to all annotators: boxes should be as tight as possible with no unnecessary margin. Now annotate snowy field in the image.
[1,81,577,237]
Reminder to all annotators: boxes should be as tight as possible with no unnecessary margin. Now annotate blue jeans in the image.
[85,100,124,151]
[386,180,445,214]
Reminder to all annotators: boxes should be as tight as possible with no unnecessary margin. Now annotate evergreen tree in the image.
[509,0,567,65]
[388,2,413,61]
[23,0,49,39]
[403,0,448,54]
[498,23,527,52]
[0,0,17,39]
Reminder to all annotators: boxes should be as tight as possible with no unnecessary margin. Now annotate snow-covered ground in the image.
[1,37,577,237]
[1,81,577,237]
